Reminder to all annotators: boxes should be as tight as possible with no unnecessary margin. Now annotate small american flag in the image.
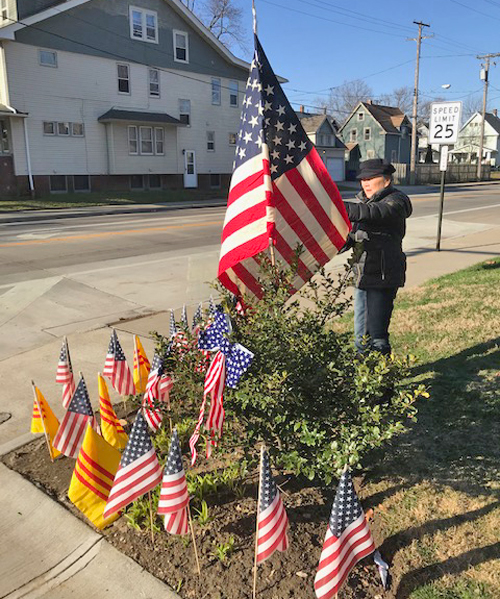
[170,309,177,337]
[103,330,136,396]
[103,411,163,519]
[314,469,375,599]
[56,338,76,409]
[218,35,350,299]
[209,296,216,317]
[192,303,203,331]
[256,448,289,563]
[142,351,165,431]
[157,429,189,535]
[53,375,95,458]
[181,304,188,329]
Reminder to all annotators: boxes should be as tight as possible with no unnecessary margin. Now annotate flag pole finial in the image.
[252,0,257,35]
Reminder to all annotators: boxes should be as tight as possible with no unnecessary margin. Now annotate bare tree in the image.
[461,94,483,122]
[199,0,247,51]
[377,86,413,114]
[316,79,373,125]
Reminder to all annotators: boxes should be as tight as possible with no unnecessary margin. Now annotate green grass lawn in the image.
[359,259,500,598]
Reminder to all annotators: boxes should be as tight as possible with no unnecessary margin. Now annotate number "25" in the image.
[434,123,454,139]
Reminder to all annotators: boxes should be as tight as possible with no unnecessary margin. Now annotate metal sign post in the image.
[429,101,462,251]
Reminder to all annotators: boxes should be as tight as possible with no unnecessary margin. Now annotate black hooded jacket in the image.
[344,185,413,289]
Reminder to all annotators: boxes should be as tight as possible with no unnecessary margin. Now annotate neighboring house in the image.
[296,108,346,182]
[0,0,251,196]
[339,101,412,173]
[450,110,500,167]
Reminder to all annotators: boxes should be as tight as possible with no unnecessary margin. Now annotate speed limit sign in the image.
[429,101,462,144]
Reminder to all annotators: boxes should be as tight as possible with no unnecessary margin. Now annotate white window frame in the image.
[129,6,158,43]
[1,0,8,21]
[228,132,237,146]
[117,63,130,95]
[139,126,154,155]
[229,80,238,106]
[128,125,138,155]
[173,30,189,63]
[211,78,221,105]
[207,131,215,152]
[71,123,85,137]
[179,99,191,126]
[366,149,375,159]
[357,112,364,121]
[364,127,371,141]
[38,49,57,68]
[0,119,10,153]
[57,122,70,136]
[350,129,357,142]
[149,68,160,98]
[154,127,164,155]
[43,121,56,136]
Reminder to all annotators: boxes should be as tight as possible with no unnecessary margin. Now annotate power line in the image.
[450,0,500,22]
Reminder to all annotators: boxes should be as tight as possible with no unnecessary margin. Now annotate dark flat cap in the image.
[356,158,396,180]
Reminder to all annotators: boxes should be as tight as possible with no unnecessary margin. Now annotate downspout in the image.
[6,101,35,198]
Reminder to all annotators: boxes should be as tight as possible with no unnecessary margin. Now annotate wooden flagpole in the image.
[252,445,265,599]
[188,503,201,575]
[148,490,155,546]
[31,381,54,463]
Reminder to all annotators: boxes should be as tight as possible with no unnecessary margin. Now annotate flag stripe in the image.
[80,448,115,481]
[73,467,109,502]
[76,455,113,493]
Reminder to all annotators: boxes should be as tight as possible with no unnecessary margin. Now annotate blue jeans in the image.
[354,287,398,355]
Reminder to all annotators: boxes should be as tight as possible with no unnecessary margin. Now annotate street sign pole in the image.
[436,146,448,251]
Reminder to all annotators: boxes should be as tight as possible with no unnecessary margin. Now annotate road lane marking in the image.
[0,220,224,248]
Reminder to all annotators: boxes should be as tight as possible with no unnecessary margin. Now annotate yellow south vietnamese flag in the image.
[98,374,128,451]
[68,424,121,529]
[133,335,151,393]
[30,386,61,459]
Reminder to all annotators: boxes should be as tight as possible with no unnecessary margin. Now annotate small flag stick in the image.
[188,503,201,575]
[252,445,265,599]
[148,490,155,546]
[31,380,54,463]
[268,237,276,268]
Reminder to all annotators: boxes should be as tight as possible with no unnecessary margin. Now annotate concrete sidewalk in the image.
[0,217,499,598]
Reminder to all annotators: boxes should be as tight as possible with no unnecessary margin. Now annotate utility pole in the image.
[476,53,500,180]
[408,21,432,185]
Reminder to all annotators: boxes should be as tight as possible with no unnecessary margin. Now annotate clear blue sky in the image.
[234,0,500,118]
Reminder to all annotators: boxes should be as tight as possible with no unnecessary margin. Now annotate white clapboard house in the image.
[0,0,252,196]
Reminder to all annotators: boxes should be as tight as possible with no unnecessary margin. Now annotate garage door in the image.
[326,157,344,182]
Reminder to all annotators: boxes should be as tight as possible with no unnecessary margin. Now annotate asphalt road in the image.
[1,182,499,359]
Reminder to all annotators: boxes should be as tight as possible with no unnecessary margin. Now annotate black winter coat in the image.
[344,185,413,289]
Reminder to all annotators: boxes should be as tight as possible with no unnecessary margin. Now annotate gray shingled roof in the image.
[484,112,500,134]
[361,102,409,134]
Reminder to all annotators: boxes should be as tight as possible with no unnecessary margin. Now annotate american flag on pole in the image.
[103,330,136,397]
[192,303,203,331]
[142,351,165,431]
[53,375,95,458]
[256,448,289,563]
[314,469,375,599]
[157,429,189,535]
[170,309,177,337]
[218,35,350,300]
[103,411,163,519]
[181,304,189,329]
[56,338,76,409]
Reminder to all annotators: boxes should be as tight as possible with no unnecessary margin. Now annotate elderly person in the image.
[343,159,413,355]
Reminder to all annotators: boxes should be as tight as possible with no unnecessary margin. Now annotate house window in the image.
[117,64,130,94]
[228,132,237,146]
[130,175,144,189]
[391,150,397,162]
[43,121,56,136]
[207,131,215,151]
[128,125,138,154]
[364,127,371,141]
[71,123,85,137]
[57,122,70,136]
[211,78,221,105]
[129,6,158,43]
[173,30,189,63]
[73,175,90,192]
[366,150,375,159]
[148,174,161,189]
[140,126,153,155]
[0,119,10,153]
[149,69,160,97]
[154,127,164,155]
[357,113,364,121]
[50,175,67,193]
[179,99,191,125]
[210,173,221,188]
[229,80,238,106]
[39,50,57,67]
[1,0,7,21]
[350,129,357,142]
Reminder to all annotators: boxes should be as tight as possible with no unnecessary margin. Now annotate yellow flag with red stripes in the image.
[98,374,128,450]
[30,386,61,459]
[133,335,151,394]
[68,424,121,529]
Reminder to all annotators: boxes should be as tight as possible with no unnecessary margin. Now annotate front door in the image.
[183,150,197,188]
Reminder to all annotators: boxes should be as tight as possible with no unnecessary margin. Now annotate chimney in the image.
[366,99,373,105]
[493,108,498,117]
[299,105,304,113]
[323,106,327,115]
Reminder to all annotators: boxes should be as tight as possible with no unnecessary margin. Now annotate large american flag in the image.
[56,338,76,409]
[53,375,95,458]
[218,35,351,299]
[103,330,136,396]
[314,469,375,599]
[103,411,163,519]
[157,429,190,535]
[256,448,289,563]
